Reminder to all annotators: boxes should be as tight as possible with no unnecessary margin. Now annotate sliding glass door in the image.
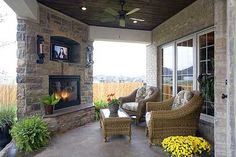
[161,39,194,100]
[176,39,194,93]
[161,44,174,100]
[160,28,214,116]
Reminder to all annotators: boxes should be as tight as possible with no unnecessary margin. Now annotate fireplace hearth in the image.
[49,75,80,110]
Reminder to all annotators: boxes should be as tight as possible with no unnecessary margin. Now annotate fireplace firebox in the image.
[49,75,80,110]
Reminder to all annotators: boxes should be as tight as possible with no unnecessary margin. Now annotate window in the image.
[198,31,214,116]
[161,45,174,100]
[161,28,214,116]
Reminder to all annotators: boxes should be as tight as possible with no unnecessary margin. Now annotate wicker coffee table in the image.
[100,108,131,142]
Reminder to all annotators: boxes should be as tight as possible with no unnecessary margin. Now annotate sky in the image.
[0,0,17,77]
[163,45,193,70]
[93,41,147,77]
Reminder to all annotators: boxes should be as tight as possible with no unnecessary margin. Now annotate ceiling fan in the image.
[101,0,145,27]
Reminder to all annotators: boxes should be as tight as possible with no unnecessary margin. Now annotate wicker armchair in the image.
[119,86,159,124]
[146,91,203,146]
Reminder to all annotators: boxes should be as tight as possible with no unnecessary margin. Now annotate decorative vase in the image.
[44,105,54,115]
[109,112,119,117]
[108,104,119,114]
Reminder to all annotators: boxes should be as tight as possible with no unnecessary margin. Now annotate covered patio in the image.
[1,0,236,156]
[2,122,165,157]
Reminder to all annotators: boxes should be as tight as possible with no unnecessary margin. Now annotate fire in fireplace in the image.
[49,75,80,110]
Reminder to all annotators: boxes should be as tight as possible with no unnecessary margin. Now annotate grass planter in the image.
[11,116,50,152]
[0,125,11,150]
[0,107,16,150]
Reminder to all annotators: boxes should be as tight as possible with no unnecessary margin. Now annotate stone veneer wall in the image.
[214,0,227,156]
[226,0,236,156]
[146,44,157,87]
[146,0,215,144]
[152,0,214,46]
[16,5,93,118]
[44,105,95,133]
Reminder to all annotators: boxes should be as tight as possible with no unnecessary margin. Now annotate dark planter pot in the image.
[108,104,119,114]
[44,105,54,115]
[0,125,12,150]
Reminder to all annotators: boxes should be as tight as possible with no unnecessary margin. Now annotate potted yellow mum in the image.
[162,136,211,157]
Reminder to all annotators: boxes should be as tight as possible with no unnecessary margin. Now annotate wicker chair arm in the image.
[146,97,174,112]
[119,89,138,104]
[136,88,160,118]
[141,91,159,104]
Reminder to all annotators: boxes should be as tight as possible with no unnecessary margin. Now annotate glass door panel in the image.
[161,45,174,100]
[176,39,194,92]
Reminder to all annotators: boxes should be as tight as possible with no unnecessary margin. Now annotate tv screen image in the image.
[52,45,69,60]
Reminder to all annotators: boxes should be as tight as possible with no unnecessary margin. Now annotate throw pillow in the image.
[135,85,147,102]
[172,90,193,109]
[145,86,153,99]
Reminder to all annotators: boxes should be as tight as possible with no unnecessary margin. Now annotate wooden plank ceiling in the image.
[37,0,197,30]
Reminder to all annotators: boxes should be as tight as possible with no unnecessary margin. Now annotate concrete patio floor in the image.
[2,122,165,157]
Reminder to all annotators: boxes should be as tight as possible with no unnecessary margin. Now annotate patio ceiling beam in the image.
[4,0,39,22]
[89,26,151,44]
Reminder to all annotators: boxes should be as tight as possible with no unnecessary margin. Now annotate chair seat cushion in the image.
[122,102,139,112]
[145,112,151,126]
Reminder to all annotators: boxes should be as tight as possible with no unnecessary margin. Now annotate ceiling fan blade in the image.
[119,19,125,27]
[105,7,119,16]
[130,18,145,22]
[100,17,116,22]
[126,8,140,15]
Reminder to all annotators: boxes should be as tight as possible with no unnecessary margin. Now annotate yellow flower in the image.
[162,136,211,157]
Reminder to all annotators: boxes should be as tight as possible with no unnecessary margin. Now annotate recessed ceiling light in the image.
[81,7,87,11]
[133,20,137,23]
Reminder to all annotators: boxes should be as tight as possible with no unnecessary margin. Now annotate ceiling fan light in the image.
[81,6,87,11]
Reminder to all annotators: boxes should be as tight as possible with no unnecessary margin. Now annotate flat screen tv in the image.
[51,44,70,61]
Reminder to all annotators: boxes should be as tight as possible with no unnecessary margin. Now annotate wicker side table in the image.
[100,108,131,142]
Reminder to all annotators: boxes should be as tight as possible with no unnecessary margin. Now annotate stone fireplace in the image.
[16,5,95,133]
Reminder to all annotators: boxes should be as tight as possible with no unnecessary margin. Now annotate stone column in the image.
[146,44,157,86]
[214,0,227,156]
[226,0,236,156]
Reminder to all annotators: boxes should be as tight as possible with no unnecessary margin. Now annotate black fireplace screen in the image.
[49,75,80,110]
